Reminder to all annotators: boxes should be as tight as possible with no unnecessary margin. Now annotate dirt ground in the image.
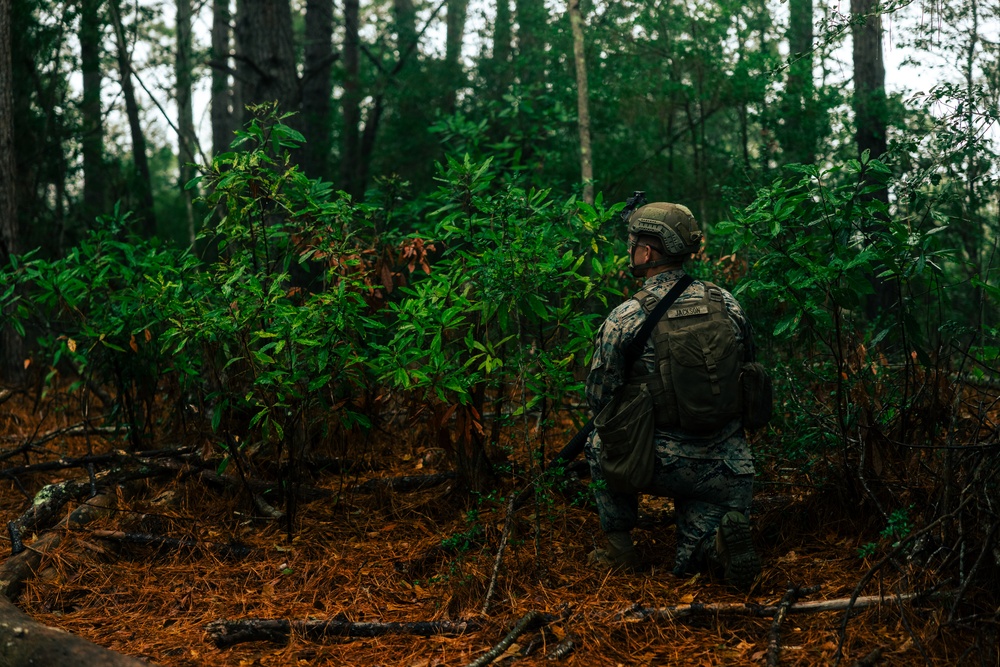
[0,388,995,667]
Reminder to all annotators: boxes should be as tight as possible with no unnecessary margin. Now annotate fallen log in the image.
[205,617,481,648]
[0,481,159,666]
[205,590,945,653]
[0,486,123,599]
[0,595,155,666]
[7,464,180,555]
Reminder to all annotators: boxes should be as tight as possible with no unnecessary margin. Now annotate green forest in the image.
[0,0,998,664]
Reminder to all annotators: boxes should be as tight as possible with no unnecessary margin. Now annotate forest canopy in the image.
[0,0,998,664]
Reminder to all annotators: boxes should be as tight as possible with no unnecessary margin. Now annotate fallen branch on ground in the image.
[620,590,941,622]
[465,611,554,667]
[355,472,457,493]
[766,585,820,667]
[152,457,332,502]
[482,495,517,614]
[0,486,123,599]
[546,635,577,660]
[0,446,197,479]
[851,646,884,667]
[0,424,122,462]
[6,464,180,555]
[201,590,949,653]
[204,617,481,648]
[87,529,253,559]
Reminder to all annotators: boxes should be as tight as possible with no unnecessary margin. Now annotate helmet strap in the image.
[629,256,678,277]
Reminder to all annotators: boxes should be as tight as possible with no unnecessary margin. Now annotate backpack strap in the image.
[623,274,694,370]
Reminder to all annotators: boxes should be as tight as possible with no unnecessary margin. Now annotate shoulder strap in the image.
[623,274,694,369]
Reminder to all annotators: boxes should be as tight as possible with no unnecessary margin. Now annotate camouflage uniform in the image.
[584,268,755,576]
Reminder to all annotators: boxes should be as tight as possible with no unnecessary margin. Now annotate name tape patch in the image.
[666,305,710,319]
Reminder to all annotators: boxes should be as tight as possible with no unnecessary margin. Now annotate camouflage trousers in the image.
[585,431,754,576]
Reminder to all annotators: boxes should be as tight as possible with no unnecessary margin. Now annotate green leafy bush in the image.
[373,152,625,492]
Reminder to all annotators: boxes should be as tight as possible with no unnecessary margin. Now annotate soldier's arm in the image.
[586,300,645,414]
[722,290,757,363]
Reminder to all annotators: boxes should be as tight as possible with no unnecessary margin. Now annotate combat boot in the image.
[714,511,760,591]
[587,531,640,570]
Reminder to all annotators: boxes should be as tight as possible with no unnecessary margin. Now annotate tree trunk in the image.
[514,0,546,87]
[0,0,15,266]
[492,0,512,97]
[108,0,156,237]
[79,0,104,222]
[444,0,469,112]
[394,0,417,56]
[340,0,361,198]
[177,0,196,244]
[0,597,155,666]
[0,0,25,384]
[781,0,816,164]
[851,0,891,318]
[234,0,299,119]
[358,97,384,198]
[211,0,234,155]
[301,0,334,180]
[851,0,887,165]
[568,0,593,204]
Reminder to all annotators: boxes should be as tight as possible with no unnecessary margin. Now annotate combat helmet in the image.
[626,201,703,275]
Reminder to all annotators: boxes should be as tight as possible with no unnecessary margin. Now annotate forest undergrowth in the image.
[1,380,997,667]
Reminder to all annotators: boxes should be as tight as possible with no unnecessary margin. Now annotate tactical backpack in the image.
[596,277,772,493]
[627,281,745,433]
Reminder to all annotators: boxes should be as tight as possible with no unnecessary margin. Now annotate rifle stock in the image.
[549,418,594,469]
[545,191,644,471]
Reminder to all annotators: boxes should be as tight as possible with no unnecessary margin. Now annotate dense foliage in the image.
[1,1,999,651]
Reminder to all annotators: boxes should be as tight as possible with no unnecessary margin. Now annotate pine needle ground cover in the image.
[1,386,995,667]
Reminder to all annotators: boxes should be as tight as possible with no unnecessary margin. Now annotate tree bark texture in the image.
[212,0,235,155]
[177,0,196,244]
[0,0,25,384]
[0,0,14,263]
[781,0,816,165]
[443,0,469,112]
[340,0,361,197]
[301,0,334,180]
[851,0,892,318]
[491,0,512,97]
[851,0,887,165]
[235,0,298,124]
[514,0,547,86]
[394,0,417,57]
[79,0,104,222]
[0,596,155,666]
[568,0,593,204]
[109,0,157,237]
